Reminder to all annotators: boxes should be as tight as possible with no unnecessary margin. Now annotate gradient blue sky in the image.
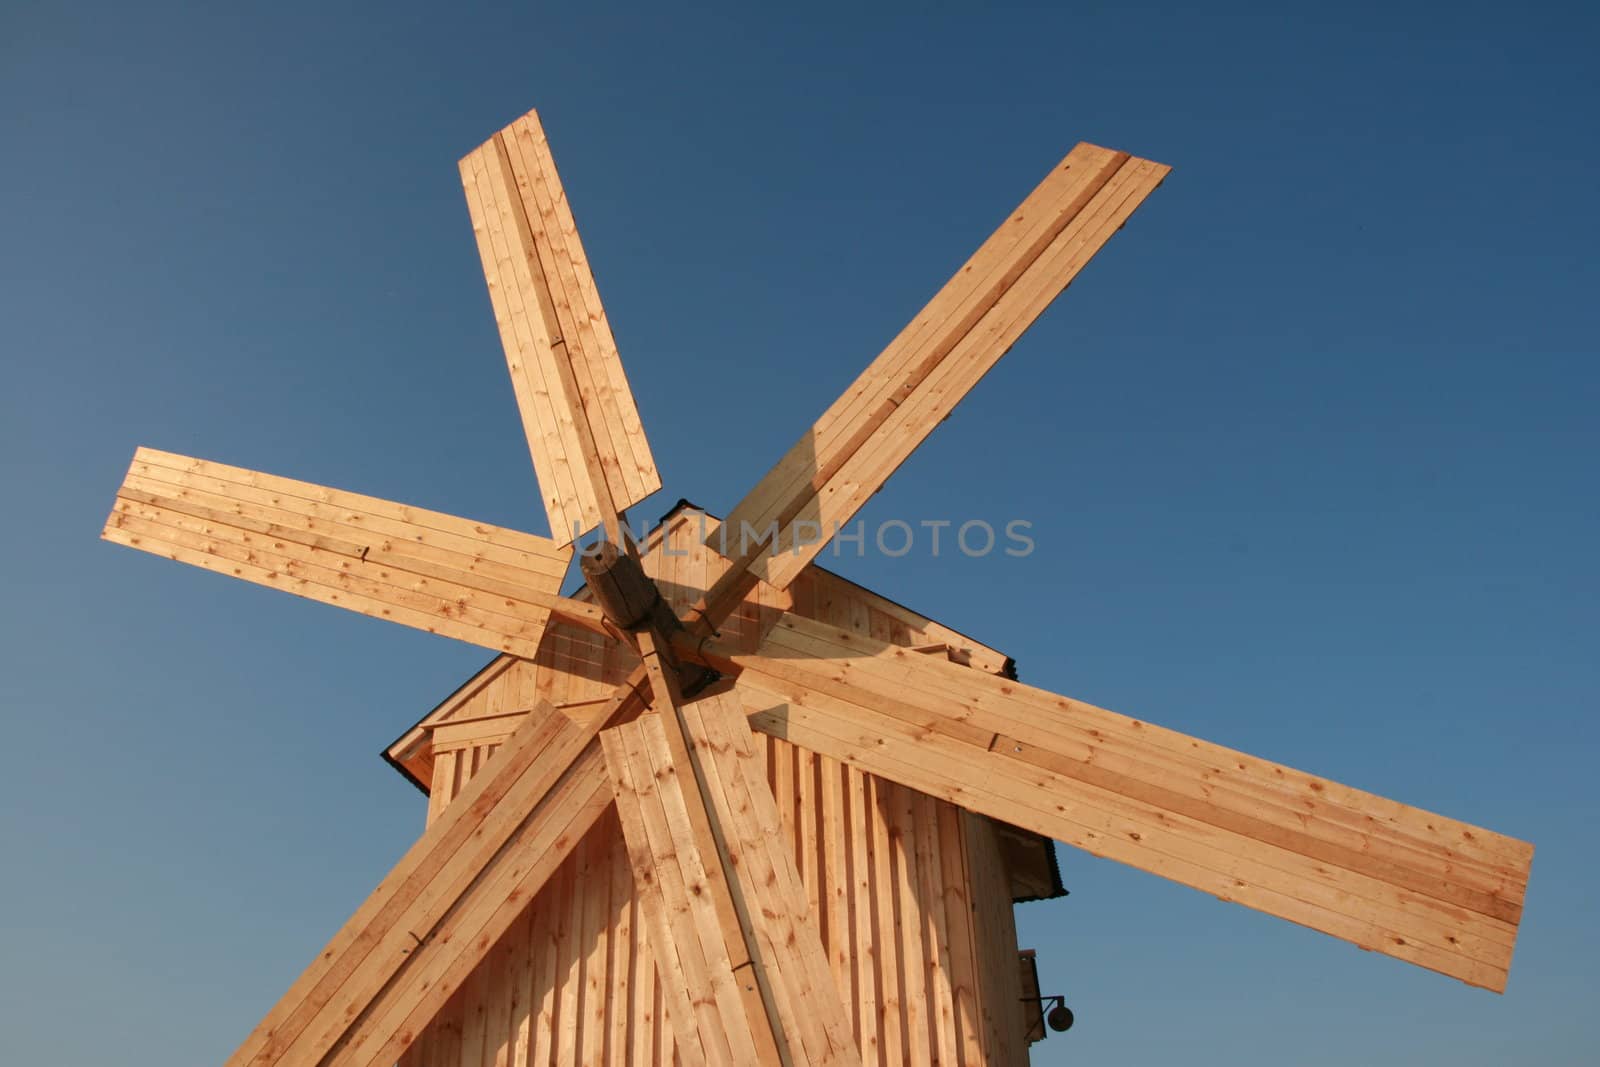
[3,2,1596,1064]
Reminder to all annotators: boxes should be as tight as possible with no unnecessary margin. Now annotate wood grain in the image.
[103,448,579,658]
[700,614,1532,992]
[460,109,660,543]
[707,145,1168,591]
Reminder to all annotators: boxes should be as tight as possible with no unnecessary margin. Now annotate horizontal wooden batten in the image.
[686,614,1531,992]
[461,109,660,544]
[708,145,1168,591]
[103,448,588,657]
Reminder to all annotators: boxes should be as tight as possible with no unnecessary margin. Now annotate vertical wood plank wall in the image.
[403,733,1029,1067]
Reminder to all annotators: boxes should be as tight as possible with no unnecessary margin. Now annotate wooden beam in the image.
[679,615,1533,992]
[602,691,859,1067]
[635,632,783,1066]
[103,448,593,657]
[460,108,661,544]
[704,144,1169,593]
[224,673,649,1067]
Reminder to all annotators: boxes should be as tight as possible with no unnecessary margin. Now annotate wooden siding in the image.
[408,725,1029,1067]
[387,506,1035,1065]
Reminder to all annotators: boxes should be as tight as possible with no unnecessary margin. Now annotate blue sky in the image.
[2,2,1596,1063]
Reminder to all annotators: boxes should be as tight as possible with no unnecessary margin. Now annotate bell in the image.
[1047,1003,1075,1032]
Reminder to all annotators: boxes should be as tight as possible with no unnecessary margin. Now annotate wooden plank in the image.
[520,115,656,504]
[427,750,457,825]
[106,507,545,659]
[103,449,584,657]
[605,687,860,1067]
[818,755,852,1018]
[113,474,600,631]
[224,701,582,1067]
[753,665,1517,971]
[844,765,879,1065]
[635,635,764,995]
[580,816,611,1067]
[226,668,647,1067]
[531,846,565,1067]
[700,615,1531,992]
[430,712,528,753]
[509,904,536,1067]
[128,448,571,574]
[501,118,637,511]
[604,715,737,1067]
[707,146,1167,590]
[738,672,1516,990]
[936,804,984,1067]
[867,778,905,1067]
[107,501,554,650]
[483,131,620,543]
[757,155,1171,591]
[462,140,593,534]
[963,814,1026,1067]
[679,691,859,1066]
[913,794,960,1067]
[607,818,635,1067]
[890,784,930,1067]
[460,109,661,543]
[755,617,1527,912]
[339,755,615,1067]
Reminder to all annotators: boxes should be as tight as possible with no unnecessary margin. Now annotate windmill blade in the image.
[690,614,1532,992]
[224,679,647,1067]
[103,447,601,658]
[461,108,661,545]
[602,687,858,1067]
[706,144,1168,593]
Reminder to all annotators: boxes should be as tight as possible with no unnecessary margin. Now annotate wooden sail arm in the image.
[103,447,582,658]
[676,615,1533,993]
[698,144,1170,603]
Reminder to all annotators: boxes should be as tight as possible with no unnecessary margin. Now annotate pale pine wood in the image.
[963,813,1028,1067]
[708,614,1532,991]
[707,146,1168,591]
[755,617,1528,909]
[680,691,860,1066]
[460,109,660,543]
[104,449,585,658]
[604,713,747,1067]
[417,704,1014,1066]
[603,671,859,1066]
[224,672,647,1067]
[225,701,584,1067]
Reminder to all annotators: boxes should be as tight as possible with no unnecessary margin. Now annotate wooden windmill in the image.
[103,107,1533,1067]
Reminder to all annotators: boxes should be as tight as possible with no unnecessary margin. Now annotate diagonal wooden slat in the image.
[223,678,647,1067]
[680,614,1533,992]
[674,690,860,1066]
[102,448,601,657]
[602,692,858,1067]
[703,144,1169,595]
[460,108,661,544]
